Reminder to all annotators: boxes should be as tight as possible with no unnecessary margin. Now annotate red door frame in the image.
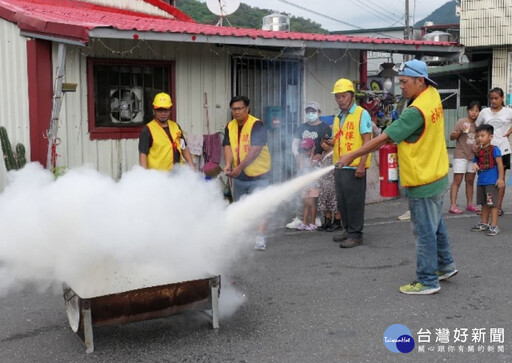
[27,39,53,167]
[359,51,368,91]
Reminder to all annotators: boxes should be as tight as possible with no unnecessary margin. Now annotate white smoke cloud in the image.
[0,162,332,314]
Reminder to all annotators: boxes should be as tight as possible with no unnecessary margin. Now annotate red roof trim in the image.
[19,22,90,43]
[0,0,460,48]
[7,0,190,21]
[142,0,195,22]
[0,4,16,23]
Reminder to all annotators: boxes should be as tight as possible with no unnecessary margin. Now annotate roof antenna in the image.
[206,0,240,26]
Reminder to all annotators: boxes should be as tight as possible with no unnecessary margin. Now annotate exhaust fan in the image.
[110,87,144,123]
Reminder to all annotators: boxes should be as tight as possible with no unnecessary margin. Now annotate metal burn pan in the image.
[63,275,221,353]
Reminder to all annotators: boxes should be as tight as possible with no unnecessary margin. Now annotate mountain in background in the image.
[175,0,458,34]
[175,0,328,34]
[415,1,459,27]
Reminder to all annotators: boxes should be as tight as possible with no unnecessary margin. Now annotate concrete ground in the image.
[1,161,511,362]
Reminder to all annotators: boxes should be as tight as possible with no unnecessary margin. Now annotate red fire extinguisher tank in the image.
[379,143,399,197]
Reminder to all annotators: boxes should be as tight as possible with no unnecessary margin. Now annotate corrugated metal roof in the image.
[0,0,462,56]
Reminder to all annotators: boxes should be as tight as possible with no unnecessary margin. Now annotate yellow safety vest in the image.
[146,120,184,171]
[332,105,371,168]
[227,115,271,177]
[397,86,449,187]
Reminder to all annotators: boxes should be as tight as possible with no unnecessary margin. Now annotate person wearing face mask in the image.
[291,102,332,158]
[287,101,332,229]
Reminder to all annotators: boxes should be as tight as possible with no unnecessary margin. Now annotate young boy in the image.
[471,124,505,236]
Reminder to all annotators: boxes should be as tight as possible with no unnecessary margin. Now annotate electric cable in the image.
[275,0,402,36]
[366,0,404,23]
[276,0,362,29]
[339,0,403,27]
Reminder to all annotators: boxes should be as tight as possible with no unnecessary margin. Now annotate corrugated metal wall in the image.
[56,40,231,179]
[54,40,359,180]
[0,19,30,155]
[461,0,512,47]
[304,49,359,117]
[174,44,231,135]
[0,25,362,181]
[57,44,143,180]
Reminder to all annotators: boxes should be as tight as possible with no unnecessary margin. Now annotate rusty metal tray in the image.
[63,275,220,353]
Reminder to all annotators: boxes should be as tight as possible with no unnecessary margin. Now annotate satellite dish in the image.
[206,0,240,26]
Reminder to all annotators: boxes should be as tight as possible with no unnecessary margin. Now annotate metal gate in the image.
[232,56,303,184]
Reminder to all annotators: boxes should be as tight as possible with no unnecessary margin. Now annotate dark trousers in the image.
[334,168,366,239]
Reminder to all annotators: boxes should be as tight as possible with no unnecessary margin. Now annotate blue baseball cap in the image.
[398,59,437,87]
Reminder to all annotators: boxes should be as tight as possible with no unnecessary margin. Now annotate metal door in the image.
[232,56,303,184]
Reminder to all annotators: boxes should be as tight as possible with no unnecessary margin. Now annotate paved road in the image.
[1,180,511,363]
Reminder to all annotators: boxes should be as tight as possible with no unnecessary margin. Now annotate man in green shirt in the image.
[338,59,457,295]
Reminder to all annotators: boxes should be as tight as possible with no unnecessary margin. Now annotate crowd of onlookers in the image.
[447,87,511,236]
[138,61,511,295]
[286,86,512,239]
[138,64,509,295]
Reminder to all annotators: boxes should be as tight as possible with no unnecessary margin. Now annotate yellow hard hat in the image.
[331,78,355,94]
[153,92,172,109]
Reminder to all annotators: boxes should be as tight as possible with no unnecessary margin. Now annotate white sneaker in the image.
[397,210,411,221]
[254,236,266,250]
[315,216,322,227]
[305,223,317,231]
[286,217,302,229]
[297,222,308,231]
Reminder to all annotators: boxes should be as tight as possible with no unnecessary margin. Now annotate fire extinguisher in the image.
[379,143,399,197]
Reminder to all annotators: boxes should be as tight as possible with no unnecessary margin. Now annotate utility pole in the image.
[404,0,409,40]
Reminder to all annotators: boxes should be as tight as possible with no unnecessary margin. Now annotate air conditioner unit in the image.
[109,87,144,124]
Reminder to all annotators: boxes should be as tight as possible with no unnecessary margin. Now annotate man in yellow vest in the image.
[138,92,195,171]
[222,96,271,250]
[329,79,372,248]
[338,60,457,295]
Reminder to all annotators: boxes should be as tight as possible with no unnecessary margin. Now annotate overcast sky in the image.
[237,0,453,31]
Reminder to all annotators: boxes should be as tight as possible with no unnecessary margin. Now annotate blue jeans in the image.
[409,193,456,288]
[233,178,269,202]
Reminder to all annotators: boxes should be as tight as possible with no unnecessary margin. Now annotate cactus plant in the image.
[15,143,26,168]
[0,126,27,171]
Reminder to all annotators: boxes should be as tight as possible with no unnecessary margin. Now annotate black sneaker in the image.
[325,222,341,232]
[317,220,332,231]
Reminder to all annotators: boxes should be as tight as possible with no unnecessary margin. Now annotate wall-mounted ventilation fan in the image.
[110,87,144,123]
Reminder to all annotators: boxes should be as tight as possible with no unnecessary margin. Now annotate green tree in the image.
[175,0,327,33]
[415,1,459,27]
